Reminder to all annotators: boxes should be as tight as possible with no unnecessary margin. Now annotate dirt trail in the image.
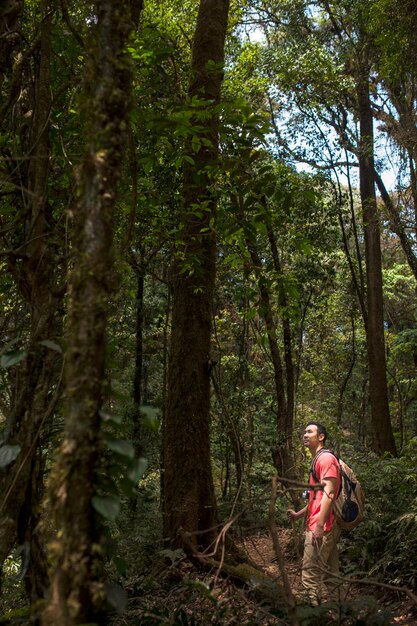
[240,528,417,625]
[241,528,302,593]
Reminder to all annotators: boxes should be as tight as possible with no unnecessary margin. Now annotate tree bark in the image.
[163,0,229,551]
[356,65,397,456]
[129,264,144,511]
[0,5,63,604]
[266,218,297,474]
[132,266,145,456]
[243,228,299,505]
[41,1,135,623]
[373,168,417,283]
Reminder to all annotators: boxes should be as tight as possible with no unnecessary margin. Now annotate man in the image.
[287,421,341,606]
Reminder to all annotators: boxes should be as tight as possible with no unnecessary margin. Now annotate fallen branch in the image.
[276,475,325,492]
[313,555,417,608]
[337,571,417,608]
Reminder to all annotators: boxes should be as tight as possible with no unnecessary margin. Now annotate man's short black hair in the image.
[306,421,328,444]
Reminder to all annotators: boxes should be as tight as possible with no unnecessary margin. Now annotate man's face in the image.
[303,424,323,450]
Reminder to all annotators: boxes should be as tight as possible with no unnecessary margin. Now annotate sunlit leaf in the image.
[39,339,63,353]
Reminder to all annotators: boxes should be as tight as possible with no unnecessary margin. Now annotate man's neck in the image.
[310,442,325,457]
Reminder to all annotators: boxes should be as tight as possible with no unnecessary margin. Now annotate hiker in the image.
[287,421,342,606]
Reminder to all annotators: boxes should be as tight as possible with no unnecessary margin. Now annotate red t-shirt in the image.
[307,450,341,531]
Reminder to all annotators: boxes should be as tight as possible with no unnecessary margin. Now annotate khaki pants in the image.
[301,525,342,605]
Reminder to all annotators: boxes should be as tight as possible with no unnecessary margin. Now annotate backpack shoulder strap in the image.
[310,448,339,483]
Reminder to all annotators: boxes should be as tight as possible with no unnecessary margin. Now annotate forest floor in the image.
[113,527,417,626]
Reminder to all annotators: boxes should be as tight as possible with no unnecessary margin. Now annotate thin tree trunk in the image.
[247,241,287,459]
[266,217,296,473]
[356,64,397,456]
[133,267,145,454]
[242,224,299,505]
[374,168,417,282]
[41,1,135,623]
[163,0,229,551]
[336,316,356,426]
[129,264,144,511]
[211,371,244,494]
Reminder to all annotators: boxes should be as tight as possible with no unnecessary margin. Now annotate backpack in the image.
[310,449,365,530]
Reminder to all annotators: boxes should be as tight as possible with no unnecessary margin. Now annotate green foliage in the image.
[2,0,417,622]
[92,495,121,522]
[343,439,417,587]
[0,349,27,370]
[0,552,28,621]
[0,444,21,468]
[371,506,417,588]
[105,581,128,615]
[94,406,153,524]
[295,596,392,625]
[368,0,417,82]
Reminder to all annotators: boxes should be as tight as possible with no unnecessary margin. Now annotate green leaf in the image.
[105,582,127,614]
[112,556,127,576]
[0,445,21,468]
[140,405,160,431]
[99,411,123,425]
[92,495,120,521]
[182,155,195,165]
[127,457,148,483]
[118,477,137,497]
[158,548,186,565]
[106,439,134,460]
[39,339,63,353]
[0,338,20,353]
[0,350,27,369]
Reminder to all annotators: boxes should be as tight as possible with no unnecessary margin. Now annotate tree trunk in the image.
[356,66,397,456]
[129,265,144,511]
[373,169,417,282]
[132,266,145,456]
[163,0,229,551]
[0,5,62,604]
[41,1,135,623]
[244,233,299,506]
[266,218,297,477]
[17,448,49,605]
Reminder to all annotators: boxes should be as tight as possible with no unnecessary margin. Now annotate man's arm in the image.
[287,504,308,521]
[312,476,336,546]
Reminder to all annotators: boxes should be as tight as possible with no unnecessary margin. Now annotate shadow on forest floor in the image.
[1,527,415,624]
[108,528,417,626]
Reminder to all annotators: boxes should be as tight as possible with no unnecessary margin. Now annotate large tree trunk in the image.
[356,65,397,456]
[41,2,136,624]
[163,0,229,551]
[0,5,62,604]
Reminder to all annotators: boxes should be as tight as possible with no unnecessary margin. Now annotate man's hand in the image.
[287,505,307,522]
[312,523,324,548]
